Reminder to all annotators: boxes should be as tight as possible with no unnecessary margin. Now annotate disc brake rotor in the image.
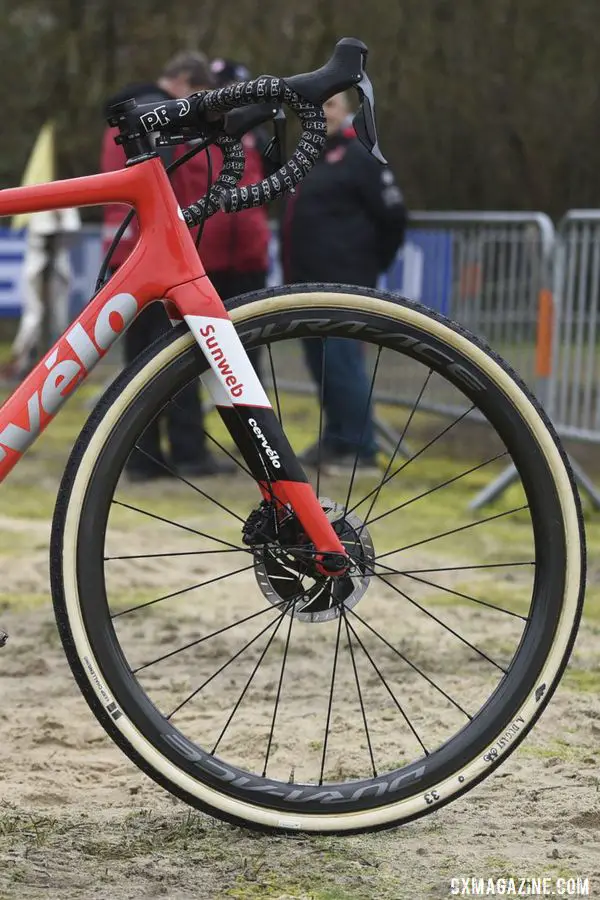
[253,498,375,623]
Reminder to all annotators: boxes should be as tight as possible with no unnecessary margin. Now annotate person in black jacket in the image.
[282,91,407,473]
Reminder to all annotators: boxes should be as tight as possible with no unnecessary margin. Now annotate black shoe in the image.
[298,441,338,467]
[174,453,237,478]
[298,442,379,476]
[323,453,380,477]
[125,446,172,483]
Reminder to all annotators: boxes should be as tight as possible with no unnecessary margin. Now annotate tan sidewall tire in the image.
[55,289,584,832]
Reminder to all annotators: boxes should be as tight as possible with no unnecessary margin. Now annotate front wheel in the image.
[51,285,585,833]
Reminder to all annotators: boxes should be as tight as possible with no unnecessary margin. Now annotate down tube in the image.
[182,310,346,558]
[0,283,141,482]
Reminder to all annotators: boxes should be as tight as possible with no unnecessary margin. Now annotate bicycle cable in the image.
[94,136,213,292]
[194,146,213,252]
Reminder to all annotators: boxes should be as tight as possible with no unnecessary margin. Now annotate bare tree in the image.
[3,0,600,215]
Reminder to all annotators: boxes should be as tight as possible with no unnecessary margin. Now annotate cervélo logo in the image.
[0,292,138,463]
[248,418,281,468]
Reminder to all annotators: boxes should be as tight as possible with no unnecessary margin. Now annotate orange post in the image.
[459,262,482,301]
[535,288,554,377]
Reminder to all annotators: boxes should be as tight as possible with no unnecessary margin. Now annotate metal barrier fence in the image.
[263,211,572,505]
[550,211,600,443]
[273,212,556,418]
[1,211,598,504]
[378,211,556,417]
[392,211,600,507]
[269,212,559,500]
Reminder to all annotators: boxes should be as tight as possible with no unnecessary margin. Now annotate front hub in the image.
[250,498,375,623]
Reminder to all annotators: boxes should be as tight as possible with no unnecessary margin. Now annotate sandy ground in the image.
[1,495,599,900]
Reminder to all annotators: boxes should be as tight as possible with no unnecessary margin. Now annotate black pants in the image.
[125,271,266,474]
[125,301,206,473]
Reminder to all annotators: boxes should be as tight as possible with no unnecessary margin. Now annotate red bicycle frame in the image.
[0,158,346,563]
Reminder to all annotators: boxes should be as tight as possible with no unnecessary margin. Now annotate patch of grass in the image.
[0,804,62,845]
[0,592,49,611]
[75,809,212,859]
[561,668,600,693]
[227,880,371,899]
[519,738,587,762]
[0,529,48,554]
[481,857,547,879]
[0,477,58,520]
[0,805,401,899]
[582,585,600,621]
[419,577,532,615]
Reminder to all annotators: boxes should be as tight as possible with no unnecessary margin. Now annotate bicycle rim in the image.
[51,286,585,833]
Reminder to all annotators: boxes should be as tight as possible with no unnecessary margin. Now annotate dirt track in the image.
[2,501,600,900]
[0,377,598,898]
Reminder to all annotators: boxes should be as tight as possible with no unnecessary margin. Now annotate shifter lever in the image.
[283,38,386,166]
[262,108,287,175]
[353,71,387,165]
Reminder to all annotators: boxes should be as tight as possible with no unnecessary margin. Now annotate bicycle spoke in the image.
[342,610,377,778]
[112,563,255,618]
[347,608,472,719]
[373,561,529,621]
[132,445,247,523]
[114,494,282,571]
[263,605,295,776]
[203,423,283,518]
[199,415,290,521]
[365,451,509,527]
[267,343,283,426]
[399,562,535,574]
[359,369,433,527]
[112,500,247,552]
[343,346,382,513]
[359,565,507,672]
[168,393,254,481]
[377,505,529,560]
[211,603,292,755]
[319,609,343,785]
[167,611,285,719]
[202,428,254,479]
[345,617,429,756]
[133,598,289,673]
[105,549,249,561]
[347,404,476,516]
[316,339,326,498]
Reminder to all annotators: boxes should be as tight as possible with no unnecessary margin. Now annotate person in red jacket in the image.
[101,51,269,480]
[208,57,271,377]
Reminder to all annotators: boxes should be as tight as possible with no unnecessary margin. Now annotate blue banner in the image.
[0,229,27,317]
[0,225,453,318]
[378,228,453,315]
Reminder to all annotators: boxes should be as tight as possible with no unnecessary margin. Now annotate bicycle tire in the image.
[50,285,585,834]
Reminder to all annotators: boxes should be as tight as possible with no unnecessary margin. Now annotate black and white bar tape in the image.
[182,77,326,227]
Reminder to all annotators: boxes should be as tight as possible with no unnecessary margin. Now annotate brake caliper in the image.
[242,500,280,547]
